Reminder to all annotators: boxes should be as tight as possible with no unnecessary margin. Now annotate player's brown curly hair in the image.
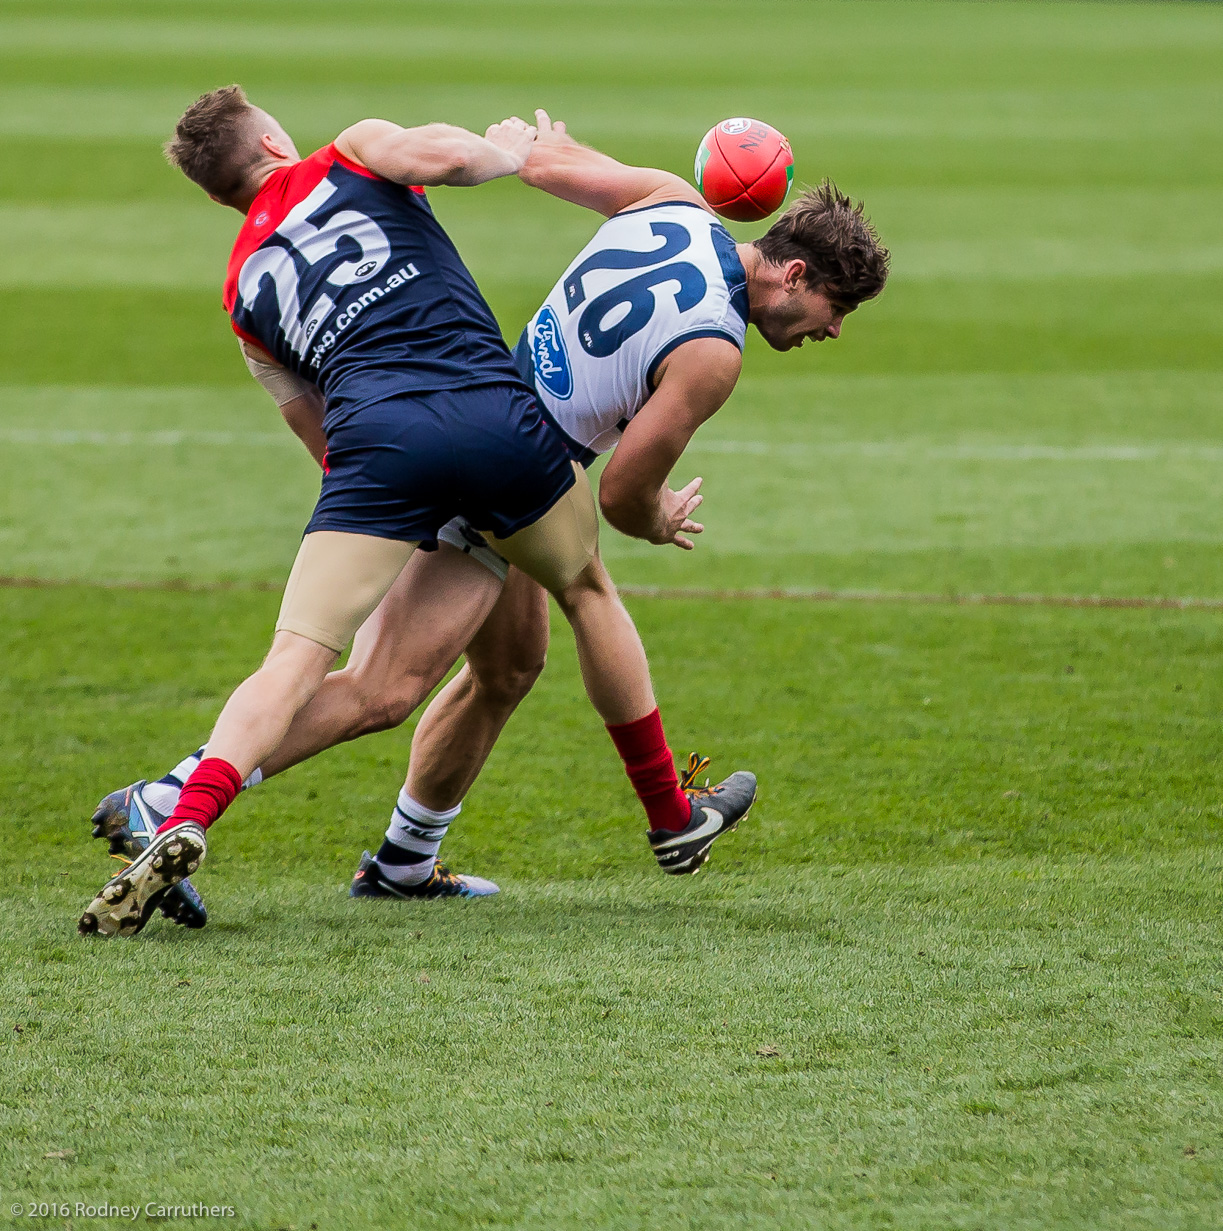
[164,85,264,199]
[753,180,889,305]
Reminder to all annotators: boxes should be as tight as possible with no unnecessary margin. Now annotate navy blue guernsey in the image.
[224,144,525,419]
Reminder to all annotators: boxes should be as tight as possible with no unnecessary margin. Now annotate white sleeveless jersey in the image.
[517,201,749,460]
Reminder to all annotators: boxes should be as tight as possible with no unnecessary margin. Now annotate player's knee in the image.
[343,672,431,736]
[361,693,418,734]
[470,651,545,711]
[472,658,545,710]
[553,556,615,616]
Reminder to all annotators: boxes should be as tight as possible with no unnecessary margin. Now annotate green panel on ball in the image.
[694,138,712,190]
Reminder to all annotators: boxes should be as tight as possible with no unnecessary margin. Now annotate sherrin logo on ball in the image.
[694,117,794,223]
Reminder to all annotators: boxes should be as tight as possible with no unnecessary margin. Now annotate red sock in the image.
[156,757,245,834]
[606,708,690,832]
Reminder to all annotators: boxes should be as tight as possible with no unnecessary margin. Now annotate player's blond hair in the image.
[164,85,265,199]
[754,180,889,305]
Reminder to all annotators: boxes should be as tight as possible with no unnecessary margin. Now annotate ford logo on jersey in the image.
[532,306,573,400]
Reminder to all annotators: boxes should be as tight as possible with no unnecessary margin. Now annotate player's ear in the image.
[260,132,292,159]
[782,259,807,293]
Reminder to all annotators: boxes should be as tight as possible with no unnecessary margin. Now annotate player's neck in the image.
[737,243,763,315]
[230,157,298,215]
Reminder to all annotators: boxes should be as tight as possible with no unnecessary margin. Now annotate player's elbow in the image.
[598,482,644,538]
[597,479,624,525]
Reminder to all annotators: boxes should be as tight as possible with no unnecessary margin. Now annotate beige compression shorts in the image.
[480,461,599,593]
[275,462,599,653]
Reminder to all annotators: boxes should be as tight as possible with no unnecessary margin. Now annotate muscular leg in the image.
[148,529,437,835]
[488,468,690,834]
[361,566,547,891]
[80,534,505,931]
[403,550,650,813]
[200,529,425,781]
[205,632,339,780]
[552,552,654,726]
[258,544,503,778]
[486,466,654,726]
[139,543,503,810]
[406,568,550,811]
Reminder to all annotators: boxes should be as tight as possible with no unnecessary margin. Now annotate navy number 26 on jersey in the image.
[522,201,749,458]
[563,221,707,358]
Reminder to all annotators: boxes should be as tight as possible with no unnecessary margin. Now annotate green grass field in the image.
[3,1,1223,1226]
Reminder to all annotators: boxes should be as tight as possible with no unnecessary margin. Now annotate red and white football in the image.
[694,118,794,223]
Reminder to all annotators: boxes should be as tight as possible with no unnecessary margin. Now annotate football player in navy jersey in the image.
[79,88,758,937]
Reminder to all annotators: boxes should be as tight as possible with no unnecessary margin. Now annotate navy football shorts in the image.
[306,382,577,547]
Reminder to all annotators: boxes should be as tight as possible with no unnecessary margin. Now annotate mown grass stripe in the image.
[4,572,1223,610]
[10,429,1223,463]
[690,440,1223,462]
[0,429,286,445]
[6,198,1223,287]
[3,83,1219,142]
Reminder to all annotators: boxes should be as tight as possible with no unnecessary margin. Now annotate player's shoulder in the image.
[607,192,739,274]
[603,192,739,274]
[333,119,398,164]
[615,176,713,217]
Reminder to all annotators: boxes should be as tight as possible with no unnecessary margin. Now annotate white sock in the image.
[374,789,461,885]
[143,746,262,816]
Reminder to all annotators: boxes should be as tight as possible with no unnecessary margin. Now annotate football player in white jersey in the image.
[90,111,887,912]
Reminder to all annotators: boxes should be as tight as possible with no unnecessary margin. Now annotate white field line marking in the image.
[0,429,286,446]
[687,440,1223,462]
[6,430,1223,462]
[616,585,1223,611]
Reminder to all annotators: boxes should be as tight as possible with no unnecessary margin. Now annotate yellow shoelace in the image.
[679,752,713,796]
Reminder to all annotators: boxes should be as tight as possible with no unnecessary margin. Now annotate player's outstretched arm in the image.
[519,109,706,218]
[335,117,536,187]
[598,337,742,549]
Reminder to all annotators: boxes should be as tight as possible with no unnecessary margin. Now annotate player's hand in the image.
[519,109,576,182]
[484,116,537,170]
[650,476,704,550]
[532,108,574,147]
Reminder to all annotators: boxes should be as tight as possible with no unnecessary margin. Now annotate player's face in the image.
[756,284,855,352]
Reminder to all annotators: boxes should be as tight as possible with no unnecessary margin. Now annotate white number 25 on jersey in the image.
[238,177,391,360]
